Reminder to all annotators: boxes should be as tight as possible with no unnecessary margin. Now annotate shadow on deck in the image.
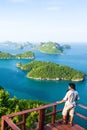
[44,120,85,130]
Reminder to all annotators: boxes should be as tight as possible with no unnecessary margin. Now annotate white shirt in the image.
[63,89,80,107]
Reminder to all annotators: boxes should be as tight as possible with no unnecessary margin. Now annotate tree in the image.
[0,90,10,116]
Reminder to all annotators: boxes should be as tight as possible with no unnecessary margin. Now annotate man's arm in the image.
[56,99,65,104]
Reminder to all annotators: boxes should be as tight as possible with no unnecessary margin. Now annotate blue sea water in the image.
[0,43,87,128]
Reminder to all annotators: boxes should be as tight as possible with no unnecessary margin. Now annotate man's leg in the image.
[62,115,67,124]
[62,106,68,124]
[68,116,74,126]
[68,107,75,126]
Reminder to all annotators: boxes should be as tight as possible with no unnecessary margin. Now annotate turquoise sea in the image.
[0,43,87,128]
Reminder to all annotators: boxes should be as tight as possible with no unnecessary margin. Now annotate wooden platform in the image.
[44,120,85,130]
[2,103,87,130]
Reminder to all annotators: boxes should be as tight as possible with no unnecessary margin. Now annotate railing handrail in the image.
[6,103,87,118]
[7,102,57,118]
[77,103,87,109]
[1,102,87,130]
[75,112,87,120]
[1,102,58,130]
[2,116,20,130]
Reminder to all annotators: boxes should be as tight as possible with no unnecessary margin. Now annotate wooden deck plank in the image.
[44,124,58,130]
[73,125,85,130]
[55,123,69,130]
[44,125,52,130]
[44,121,86,130]
[55,124,85,130]
[55,120,85,130]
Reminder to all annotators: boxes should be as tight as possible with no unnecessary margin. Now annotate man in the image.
[56,83,80,126]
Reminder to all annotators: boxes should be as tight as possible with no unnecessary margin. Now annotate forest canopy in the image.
[0,88,47,129]
[0,51,34,59]
[16,61,85,81]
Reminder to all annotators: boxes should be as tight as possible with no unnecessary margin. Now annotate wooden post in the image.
[36,109,45,130]
[52,105,56,124]
[22,114,26,130]
[1,116,8,130]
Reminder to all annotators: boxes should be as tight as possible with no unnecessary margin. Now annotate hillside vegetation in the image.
[0,51,14,59]
[35,41,70,54]
[0,86,46,129]
[0,86,61,129]
[0,51,34,59]
[17,61,85,81]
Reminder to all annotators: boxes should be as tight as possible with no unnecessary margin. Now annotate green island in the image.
[0,51,35,59]
[35,41,71,54]
[16,61,85,82]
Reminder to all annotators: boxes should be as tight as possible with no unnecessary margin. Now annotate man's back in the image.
[64,89,79,106]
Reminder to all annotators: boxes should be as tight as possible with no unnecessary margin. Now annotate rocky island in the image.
[0,51,34,59]
[35,41,71,54]
[16,61,85,81]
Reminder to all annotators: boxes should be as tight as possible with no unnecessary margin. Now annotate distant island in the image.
[0,51,34,59]
[0,41,33,50]
[0,41,71,54]
[16,61,85,81]
[35,41,71,54]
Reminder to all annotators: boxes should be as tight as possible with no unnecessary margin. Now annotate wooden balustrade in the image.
[1,103,87,130]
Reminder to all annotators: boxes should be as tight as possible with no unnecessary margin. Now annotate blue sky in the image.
[0,0,87,43]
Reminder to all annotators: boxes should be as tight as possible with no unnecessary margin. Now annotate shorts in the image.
[62,104,75,117]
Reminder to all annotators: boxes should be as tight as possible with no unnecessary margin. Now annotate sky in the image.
[0,0,87,43]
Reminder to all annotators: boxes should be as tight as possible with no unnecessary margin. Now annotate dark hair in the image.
[68,83,76,90]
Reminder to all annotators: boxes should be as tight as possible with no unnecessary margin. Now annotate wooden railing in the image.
[1,103,87,130]
[75,104,87,120]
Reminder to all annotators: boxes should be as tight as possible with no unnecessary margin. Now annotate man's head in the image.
[68,83,76,90]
